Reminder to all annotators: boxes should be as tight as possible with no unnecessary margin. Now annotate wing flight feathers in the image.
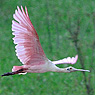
[52,55,78,65]
[12,6,46,65]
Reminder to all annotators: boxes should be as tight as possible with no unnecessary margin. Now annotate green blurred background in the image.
[0,0,95,95]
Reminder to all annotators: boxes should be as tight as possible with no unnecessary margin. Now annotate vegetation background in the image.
[0,0,95,95]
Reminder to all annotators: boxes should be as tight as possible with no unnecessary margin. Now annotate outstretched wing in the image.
[12,6,46,65]
[52,55,78,65]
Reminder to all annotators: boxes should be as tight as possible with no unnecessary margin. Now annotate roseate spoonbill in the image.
[1,6,90,77]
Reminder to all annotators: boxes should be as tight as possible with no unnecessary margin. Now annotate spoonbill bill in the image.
[1,6,90,76]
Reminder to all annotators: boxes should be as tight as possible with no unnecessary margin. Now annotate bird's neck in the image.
[47,60,69,73]
[49,64,69,73]
[55,67,69,73]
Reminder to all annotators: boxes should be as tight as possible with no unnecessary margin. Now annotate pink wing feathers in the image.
[52,55,78,65]
[12,6,46,65]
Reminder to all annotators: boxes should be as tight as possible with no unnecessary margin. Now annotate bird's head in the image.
[65,66,90,73]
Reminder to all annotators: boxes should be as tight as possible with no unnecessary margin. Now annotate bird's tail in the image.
[1,66,27,77]
[12,66,23,72]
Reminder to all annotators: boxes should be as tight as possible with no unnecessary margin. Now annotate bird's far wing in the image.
[12,6,47,65]
[52,55,78,65]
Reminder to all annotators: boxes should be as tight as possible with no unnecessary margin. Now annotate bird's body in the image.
[1,6,90,77]
[23,60,56,73]
[12,59,52,73]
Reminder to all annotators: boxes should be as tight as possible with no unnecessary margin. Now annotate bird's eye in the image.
[70,67,72,69]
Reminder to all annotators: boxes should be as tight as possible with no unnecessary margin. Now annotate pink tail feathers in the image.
[12,66,27,75]
[12,66,23,72]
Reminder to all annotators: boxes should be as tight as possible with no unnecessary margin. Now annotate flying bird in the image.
[1,6,90,76]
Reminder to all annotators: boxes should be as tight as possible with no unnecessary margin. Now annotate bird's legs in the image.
[1,69,24,77]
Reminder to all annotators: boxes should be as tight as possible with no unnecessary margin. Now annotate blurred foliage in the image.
[0,0,95,95]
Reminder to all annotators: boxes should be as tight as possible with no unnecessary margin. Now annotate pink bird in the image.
[1,6,90,76]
